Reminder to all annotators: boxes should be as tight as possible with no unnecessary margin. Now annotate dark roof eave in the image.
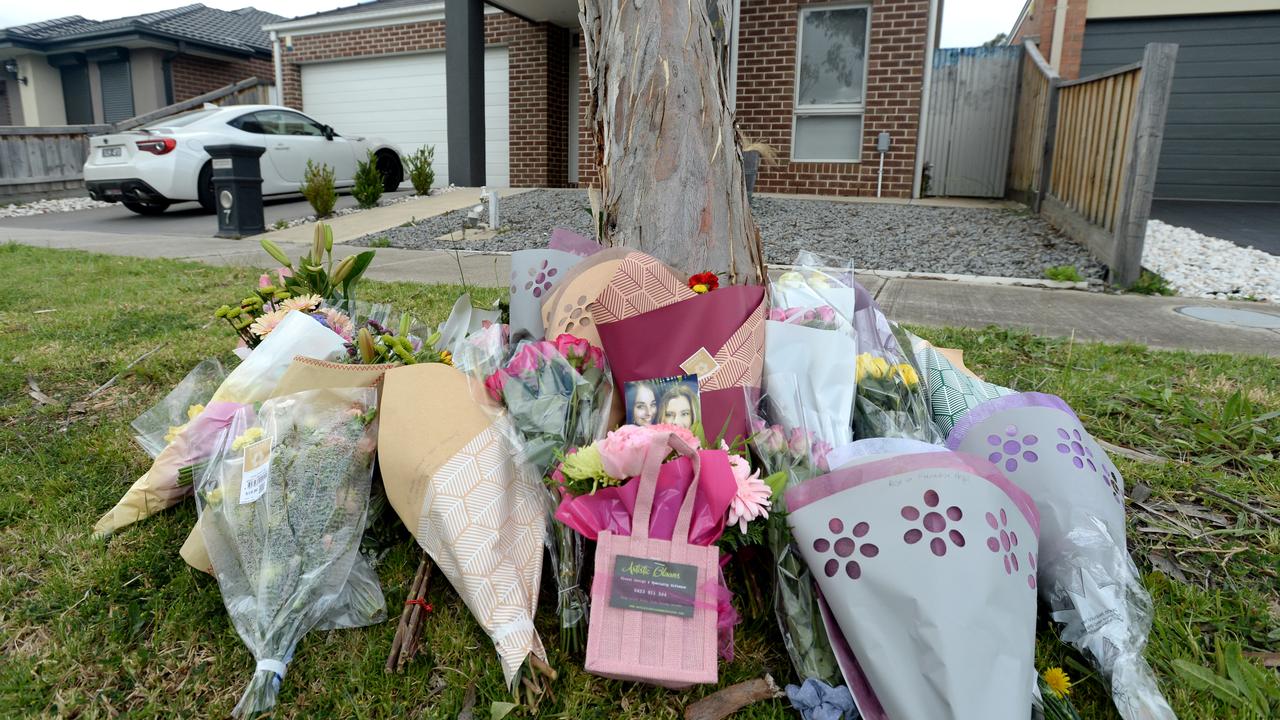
[3,24,270,59]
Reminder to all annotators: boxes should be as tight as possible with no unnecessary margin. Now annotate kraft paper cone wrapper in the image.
[539,247,631,344]
[95,312,347,538]
[946,393,1175,720]
[785,448,1041,720]
[180,357,397,573]
[379,363,549,688]
[509,249,581,342]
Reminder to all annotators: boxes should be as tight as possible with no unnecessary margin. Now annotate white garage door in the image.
[300,48,510,187]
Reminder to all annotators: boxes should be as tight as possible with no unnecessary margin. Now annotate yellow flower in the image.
[231,427,265,452]
[691,283,710,294]
[163,424,186,445]
[186,404,205,421]
[776,271,805,288]
[856,353,890,382]
[439,350,453,366]
[891,363,920,388]
[561,445,606,483]
[1042,667,1072,698]
[806,272,833,288]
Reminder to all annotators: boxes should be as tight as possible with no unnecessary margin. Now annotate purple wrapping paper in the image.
[785,448,1041,720]
[946,392,1175,720]
[549,227,603,257]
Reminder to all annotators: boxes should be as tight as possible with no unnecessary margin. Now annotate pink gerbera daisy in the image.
[249,308,290,338]
[281,294,322,313]
[724,443,771,533]
[316,307,355,341]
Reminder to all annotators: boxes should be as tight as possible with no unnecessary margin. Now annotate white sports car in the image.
[83,104,404,215]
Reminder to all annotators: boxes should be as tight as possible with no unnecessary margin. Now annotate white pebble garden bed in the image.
[1142,219,1279,302]
[0,197,112,218]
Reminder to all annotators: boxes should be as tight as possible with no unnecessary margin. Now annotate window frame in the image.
[791,2,872,163]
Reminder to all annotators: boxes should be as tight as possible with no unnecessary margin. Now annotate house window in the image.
[98,60,135,124]
[792,4,870,162]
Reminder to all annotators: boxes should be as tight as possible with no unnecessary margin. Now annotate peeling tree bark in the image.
[580,0,767,286]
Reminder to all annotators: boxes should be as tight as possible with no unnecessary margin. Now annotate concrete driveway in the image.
[0,191,413,238]
[1150,199,1280,256]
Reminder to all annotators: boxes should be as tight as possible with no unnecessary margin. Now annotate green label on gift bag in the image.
[609,555,699,618]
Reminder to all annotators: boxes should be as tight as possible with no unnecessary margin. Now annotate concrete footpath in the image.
[5,226,1278,357]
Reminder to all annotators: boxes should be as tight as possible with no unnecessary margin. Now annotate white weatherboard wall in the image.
[300,47,510,187]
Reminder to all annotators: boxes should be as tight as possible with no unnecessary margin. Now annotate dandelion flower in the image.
[249,309,290,338]
[281,294,322,313]
[1042,667,1072,698]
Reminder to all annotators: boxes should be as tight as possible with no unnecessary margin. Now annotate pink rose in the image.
[816,305,836,323]
[586,345,607,372]
[760,425,787,455]
[647,423,701,451]
[788,427,810,457]
[483,369,509,402]
[553,333,591,363]
[505,341,554,378]
[596,425,654,480]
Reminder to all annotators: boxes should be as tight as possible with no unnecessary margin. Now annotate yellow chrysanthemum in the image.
[163,424,186,445]
[891,363,920,388]
[186,404,205,421]
[691,283,710,294]
[231,427,265,452]
[1043,667,1072,698]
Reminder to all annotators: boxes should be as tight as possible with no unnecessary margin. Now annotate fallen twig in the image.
[457,682,477,720]
[385,552,432,673]
[85,343,164,400]
[1198,487,1280,527]
[684,675,783,720]
[1097,439,1171,466]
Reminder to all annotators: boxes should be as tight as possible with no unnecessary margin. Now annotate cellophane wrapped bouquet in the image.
[745,383,841,687]
[779,252,942,444]
[195,387,379,718]
[479,332,614,653]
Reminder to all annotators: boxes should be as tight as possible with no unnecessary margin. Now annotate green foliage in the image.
[1045,265,1085,282]
[368,236,391,248]
[271,219,289,231]
[1130,270,1175,296]
[352,150,385,209]
[1172,640,1278,718]
[262,223,376,305]
[405,145,436,196]
[300,159,337,217]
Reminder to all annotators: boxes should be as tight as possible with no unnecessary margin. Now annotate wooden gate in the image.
[922,46,1023,197]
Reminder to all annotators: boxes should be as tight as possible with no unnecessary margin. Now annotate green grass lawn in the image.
[1,244,1277,718]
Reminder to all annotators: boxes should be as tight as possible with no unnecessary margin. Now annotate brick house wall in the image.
[277,12,570,188]
[1009,0,1087,79]
[169,54,275,102]
[576,0,930,198]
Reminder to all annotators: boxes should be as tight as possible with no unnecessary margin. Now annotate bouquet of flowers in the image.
[946,393,1175,719]
[483,334,612,476]
[480,332,613,653]
[129,358,226,459]
[196,387,380,718]
[553,422,756,662]
[745,387,841,688]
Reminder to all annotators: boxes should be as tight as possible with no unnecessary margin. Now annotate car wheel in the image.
[197,162,216,213]
[377,151,403,192]
[123,200,171,216]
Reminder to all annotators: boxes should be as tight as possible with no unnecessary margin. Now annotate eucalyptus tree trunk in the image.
[580,0,767,286]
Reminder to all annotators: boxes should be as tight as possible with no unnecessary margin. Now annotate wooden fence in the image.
[1008,41,1177,286]
[0,78,272,203]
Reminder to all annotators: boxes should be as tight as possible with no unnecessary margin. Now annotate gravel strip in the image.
[1143,219,1279,302]
[351,188,1106,280]
[0,197,112,218]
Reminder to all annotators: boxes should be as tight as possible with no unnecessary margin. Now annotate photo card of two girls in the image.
[623,374,702,431]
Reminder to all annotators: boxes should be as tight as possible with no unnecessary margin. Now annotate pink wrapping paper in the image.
[555,451,736,546]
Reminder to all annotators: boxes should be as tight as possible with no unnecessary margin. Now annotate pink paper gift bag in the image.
[585,433,720,688]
